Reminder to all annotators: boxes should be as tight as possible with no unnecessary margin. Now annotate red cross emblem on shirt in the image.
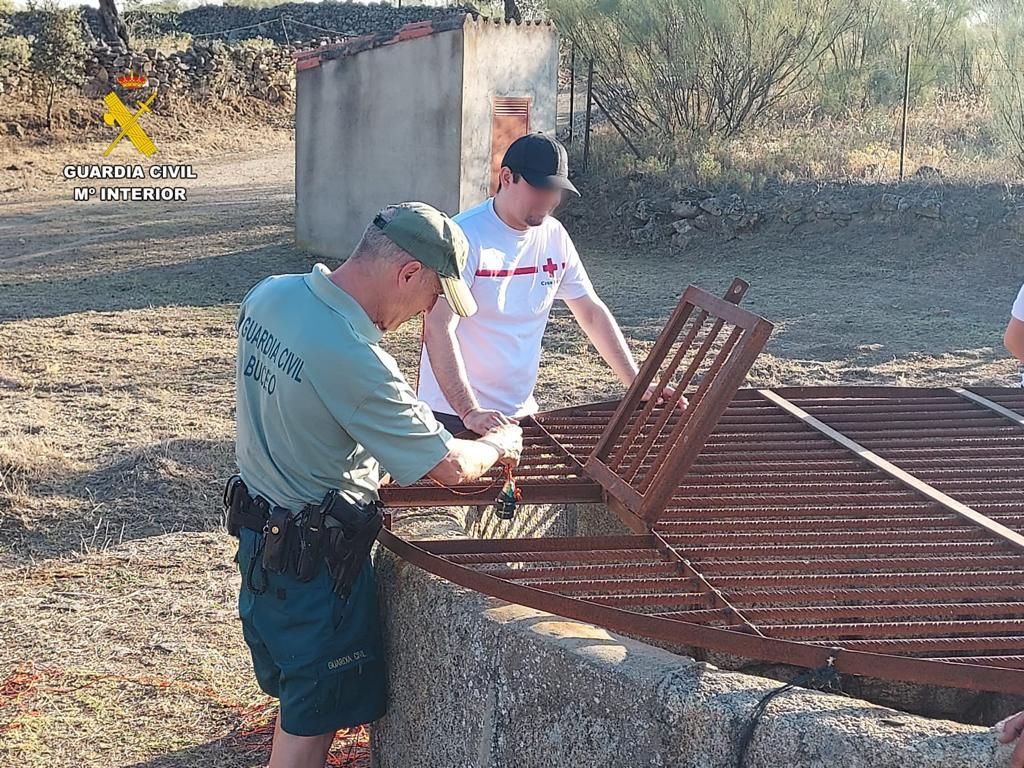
[542,258,559,277]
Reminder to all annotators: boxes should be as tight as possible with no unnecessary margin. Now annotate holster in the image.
[224,475,271,536]
[321,490,384,598]
[224,475,248,537]
[262,507,294,574]
[295,499,328,582]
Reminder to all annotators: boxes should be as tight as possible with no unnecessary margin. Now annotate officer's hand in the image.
[485,424,523,468]
[464,408,518,436]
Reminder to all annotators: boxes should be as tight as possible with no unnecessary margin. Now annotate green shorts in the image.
[235,527,387,737]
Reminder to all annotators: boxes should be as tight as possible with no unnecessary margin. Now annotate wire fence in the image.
[555,40,1024,178]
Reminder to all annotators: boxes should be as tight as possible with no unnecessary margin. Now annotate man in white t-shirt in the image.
[419,133,677,435]
[1005,284,1024,363]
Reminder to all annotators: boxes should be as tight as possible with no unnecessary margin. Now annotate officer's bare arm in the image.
[427,425,522,486]
[1006,317,1024,362]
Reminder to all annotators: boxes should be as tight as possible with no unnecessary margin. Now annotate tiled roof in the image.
[294,13,553,73]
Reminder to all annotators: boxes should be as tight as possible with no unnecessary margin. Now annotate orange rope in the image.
[430,473,501,497]
[430,463,526,500]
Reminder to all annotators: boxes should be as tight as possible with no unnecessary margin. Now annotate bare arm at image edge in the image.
[423,299,480,419]
[1007,285,1024,363]
[1006,317,1024,363]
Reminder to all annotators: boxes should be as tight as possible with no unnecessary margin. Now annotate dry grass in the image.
[0,534,369,766]
[0,115,1022,764]
[580,100,1012,192]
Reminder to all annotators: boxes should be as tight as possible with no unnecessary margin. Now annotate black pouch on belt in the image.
[262,507,294,574]
[295,502,327,582]
[321,491,384,598]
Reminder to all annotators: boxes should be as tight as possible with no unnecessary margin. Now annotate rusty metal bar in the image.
[723,278,749,305]
[756,388,1024,553]
[653,530,764,636]
[636,326,742,492]
[724,584,1024,603]
[696,554,1024,574]
[590,298,697,463]
[664,602,1024,623]
[616,311,714,478]
[952,387,1024,428]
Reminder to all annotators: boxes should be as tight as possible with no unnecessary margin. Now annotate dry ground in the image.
[1,107,1023,765]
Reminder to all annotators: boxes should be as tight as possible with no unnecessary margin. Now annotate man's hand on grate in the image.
[642,383,688,411]
[464,407,519,436]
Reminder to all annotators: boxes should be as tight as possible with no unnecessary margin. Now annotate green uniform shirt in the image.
[234,263,453,510]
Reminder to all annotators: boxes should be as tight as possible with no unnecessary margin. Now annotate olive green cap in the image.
[373,202,477,317]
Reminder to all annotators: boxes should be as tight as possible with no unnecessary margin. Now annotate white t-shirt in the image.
[418,198,597,418]
[1013,285,1024,321]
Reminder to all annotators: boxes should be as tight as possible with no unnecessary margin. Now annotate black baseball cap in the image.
[501,132,580,197]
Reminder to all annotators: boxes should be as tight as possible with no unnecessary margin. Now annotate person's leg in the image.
[268,716,336,768]
[264,560,386,764]
[432,410,467,436]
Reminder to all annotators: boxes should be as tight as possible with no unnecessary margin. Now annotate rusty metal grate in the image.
[383,386,1024,693]
[382,279,756,510]
[379,283,1024,695]
[585,284,773,528]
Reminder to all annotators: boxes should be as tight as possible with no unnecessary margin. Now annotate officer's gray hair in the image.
[350,206,410,264]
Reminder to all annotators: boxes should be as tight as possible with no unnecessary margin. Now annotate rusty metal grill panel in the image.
[380,275,1024,695]
[581,285,773,527]
[381,386,1024,694]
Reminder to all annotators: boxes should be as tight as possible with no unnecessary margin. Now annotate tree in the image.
[28,0,87,130]
[98,0,130,51]
[991,0,1024,169]
[551,0,860,152]
[0,0,31,89]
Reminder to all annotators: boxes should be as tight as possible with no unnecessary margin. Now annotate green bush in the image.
[27,0,88,129]
[991,0,1024,170]
[0,1,31,83]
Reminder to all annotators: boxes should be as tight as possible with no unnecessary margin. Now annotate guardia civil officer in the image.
[225,202,523,767]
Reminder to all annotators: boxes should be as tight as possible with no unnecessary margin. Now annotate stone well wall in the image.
[371,505,1018,768]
